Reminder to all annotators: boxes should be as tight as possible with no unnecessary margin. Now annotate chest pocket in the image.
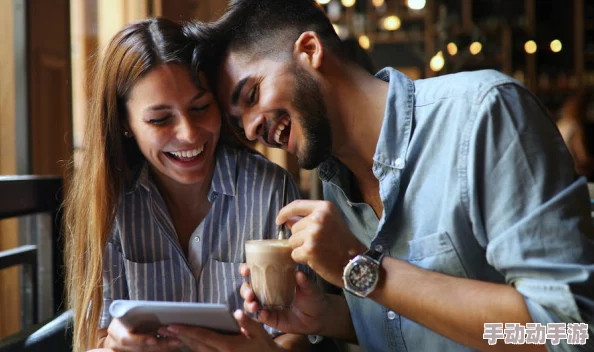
[123,258,196,302]
[407,231,469,278]
[198,259,244,312]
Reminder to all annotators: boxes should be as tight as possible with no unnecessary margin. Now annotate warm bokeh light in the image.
[447,42,458,56]
[372,0,385,7]
[550,39,562,53]
[316,0,331,4]
[430,51,445,72]
[524,40,537,54]
[407,0,426,10]
[469,41,482,55]
[358,35,370,50]
[341,0,356,7]
[332,23,340,35]
[383,16,401,31]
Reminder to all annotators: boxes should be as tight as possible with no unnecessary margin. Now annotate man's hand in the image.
[239,264,328,335]
[99,318,182,351]
[158,310,282,352]
[277,200,367,287]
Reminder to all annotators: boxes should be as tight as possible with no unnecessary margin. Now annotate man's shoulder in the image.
[413,69,522,105]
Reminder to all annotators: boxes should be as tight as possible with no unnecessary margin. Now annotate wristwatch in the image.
[342,248,385,297]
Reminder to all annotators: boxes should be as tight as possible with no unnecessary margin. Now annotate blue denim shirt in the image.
[319,68,594,351]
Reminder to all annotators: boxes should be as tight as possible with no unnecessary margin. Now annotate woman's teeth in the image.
[168,146,204,159]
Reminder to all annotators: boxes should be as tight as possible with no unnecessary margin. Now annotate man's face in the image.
[217,52,332,169]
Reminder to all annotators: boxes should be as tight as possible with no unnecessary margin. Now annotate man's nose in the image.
[243,113,265,141]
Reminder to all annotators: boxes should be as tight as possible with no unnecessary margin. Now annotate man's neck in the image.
[329,66,389,184]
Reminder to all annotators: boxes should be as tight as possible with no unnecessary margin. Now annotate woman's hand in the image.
[99,318,182,351]
[159,310,283,352]
[239,264,329,335]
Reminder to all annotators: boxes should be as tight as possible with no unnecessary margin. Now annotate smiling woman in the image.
[63,17,309,352]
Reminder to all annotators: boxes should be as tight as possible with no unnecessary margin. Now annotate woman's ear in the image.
[122,122,134,138]
[294,31,324,70]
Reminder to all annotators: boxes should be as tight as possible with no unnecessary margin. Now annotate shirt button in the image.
[375,244,383,252]
[387,311,396,320]
[194,236,201,242]
[395,158,404,169]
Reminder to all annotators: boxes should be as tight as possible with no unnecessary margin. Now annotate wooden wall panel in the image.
[0,0,20,339]
[28,0,72,178]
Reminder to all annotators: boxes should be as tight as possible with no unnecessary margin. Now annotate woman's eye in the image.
[148,116,172,125]
[191,104,210,112]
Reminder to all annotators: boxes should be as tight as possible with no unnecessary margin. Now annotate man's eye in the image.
[148,116,172,125]
[248,84,258,106]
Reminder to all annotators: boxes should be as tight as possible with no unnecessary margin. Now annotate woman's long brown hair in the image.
[63,18,246,351]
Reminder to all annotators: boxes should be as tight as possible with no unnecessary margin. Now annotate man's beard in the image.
[292,64,332,170]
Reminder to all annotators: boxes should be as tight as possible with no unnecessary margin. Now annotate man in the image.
[178,1,594,351]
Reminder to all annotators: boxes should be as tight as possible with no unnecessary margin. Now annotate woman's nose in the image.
[176,116,198,143]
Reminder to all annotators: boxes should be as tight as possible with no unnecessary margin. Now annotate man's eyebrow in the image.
[230,77,250,106]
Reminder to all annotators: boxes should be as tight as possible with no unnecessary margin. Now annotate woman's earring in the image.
[124,131,130,137]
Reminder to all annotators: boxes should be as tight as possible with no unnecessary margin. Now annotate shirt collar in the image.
[373,67,414,171]
[133,143,239,199]
[318,67,415,182]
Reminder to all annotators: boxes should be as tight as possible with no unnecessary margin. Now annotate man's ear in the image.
[294,31,324,70]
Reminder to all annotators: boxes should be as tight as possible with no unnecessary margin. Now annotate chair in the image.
[0,175,71,351]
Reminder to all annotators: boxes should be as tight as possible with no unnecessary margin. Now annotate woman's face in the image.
[125,64,221,186]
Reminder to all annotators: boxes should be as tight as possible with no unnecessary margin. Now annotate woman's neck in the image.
[151,168,213,257]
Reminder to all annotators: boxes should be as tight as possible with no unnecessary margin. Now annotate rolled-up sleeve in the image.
[99,222,128,329]
[466,82,594,350]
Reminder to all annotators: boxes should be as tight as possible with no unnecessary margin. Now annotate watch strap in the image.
[363,248,384,264]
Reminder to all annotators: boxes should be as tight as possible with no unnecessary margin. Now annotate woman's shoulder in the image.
[228,147,294,190]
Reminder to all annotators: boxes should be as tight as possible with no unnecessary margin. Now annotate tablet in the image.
[109,300,241,335]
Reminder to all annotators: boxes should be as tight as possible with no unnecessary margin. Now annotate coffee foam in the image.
[245,239,291,251]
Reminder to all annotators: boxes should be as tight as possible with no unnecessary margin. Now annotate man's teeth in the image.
[169,146,204,158]
[273,117,291,144]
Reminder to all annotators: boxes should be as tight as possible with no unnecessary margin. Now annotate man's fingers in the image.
[240,282,254,300]
[276,200,323,225]
[238,263,250,277]
[233,310,267,339]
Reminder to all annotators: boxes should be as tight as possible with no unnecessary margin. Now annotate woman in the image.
[64,18,309,352]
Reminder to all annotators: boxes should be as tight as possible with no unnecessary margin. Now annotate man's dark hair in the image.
[186,0,345,81]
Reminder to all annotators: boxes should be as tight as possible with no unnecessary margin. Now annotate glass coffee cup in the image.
[245,239,297,309]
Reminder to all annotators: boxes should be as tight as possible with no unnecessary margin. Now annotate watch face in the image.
[346,261,377,291]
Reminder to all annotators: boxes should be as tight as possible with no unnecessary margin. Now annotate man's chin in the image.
[297,152,329,170]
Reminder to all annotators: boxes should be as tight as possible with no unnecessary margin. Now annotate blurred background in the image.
[1,0,593,347]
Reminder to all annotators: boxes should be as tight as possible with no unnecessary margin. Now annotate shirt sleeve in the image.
[466,82,594,349]
[99,219,128,329]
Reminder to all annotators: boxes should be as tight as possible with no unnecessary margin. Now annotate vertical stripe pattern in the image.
[100,145,300,337]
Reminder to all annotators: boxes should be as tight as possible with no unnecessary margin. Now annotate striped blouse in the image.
[99,144,300,333]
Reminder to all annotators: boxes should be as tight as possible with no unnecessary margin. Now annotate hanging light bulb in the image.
[524,40,537,54]
[550,39,562,53]
[447,42,458,56]
[382,15,401,31]
[407,0,426,10]
[372,0,385,7]
[341,0,356,7]
[358,35,371,50]
[316,0,331,4]
[469,41,482,55]
[430,51,445,72]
